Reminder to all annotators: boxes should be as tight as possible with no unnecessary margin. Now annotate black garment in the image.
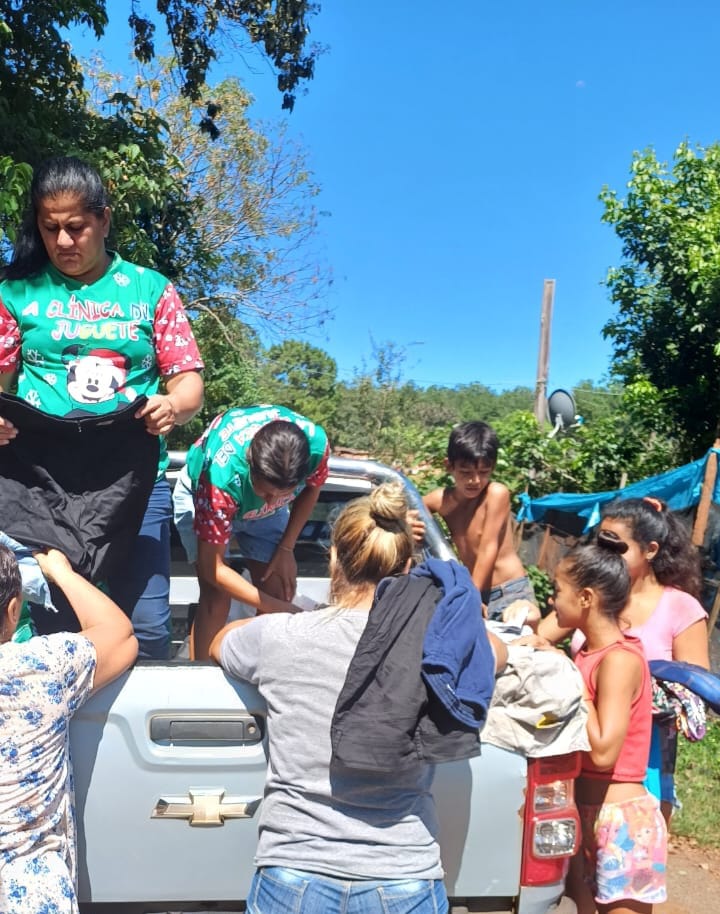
[0,393,158,580]
[331,572,481,773]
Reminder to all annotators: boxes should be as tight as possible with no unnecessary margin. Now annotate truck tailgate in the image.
[435,746,525,897]
[72,665,525,907]
[73,664,266,906]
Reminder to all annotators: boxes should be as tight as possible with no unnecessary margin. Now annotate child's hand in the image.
[512,633,558,650]
[0,416,18,445]
[502,599,542,632]
[406,509,426,543]
[501,599,530,626]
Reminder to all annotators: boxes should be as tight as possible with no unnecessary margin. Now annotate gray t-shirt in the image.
[221,607,443,880]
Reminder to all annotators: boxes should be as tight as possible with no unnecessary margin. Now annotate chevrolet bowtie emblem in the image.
[151,789,262,827]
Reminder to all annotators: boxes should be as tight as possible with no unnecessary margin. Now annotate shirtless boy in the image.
[423,421,539,625]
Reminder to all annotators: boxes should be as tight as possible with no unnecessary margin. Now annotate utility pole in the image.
[533,279,555,425]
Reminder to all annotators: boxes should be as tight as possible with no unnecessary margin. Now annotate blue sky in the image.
[70,2,720,393]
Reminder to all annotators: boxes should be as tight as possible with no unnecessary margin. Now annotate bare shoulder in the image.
[423,486,451,515]
[486,480,510,502]
[597,644,644,688]
[484,481,511,515]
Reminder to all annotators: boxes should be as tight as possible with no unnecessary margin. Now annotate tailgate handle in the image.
[150,714,263,745]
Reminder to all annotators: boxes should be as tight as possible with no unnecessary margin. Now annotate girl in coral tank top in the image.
[538,496,709,823]
[554,543,667,914]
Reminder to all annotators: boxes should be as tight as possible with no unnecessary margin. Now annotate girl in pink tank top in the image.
[554,544,667,914]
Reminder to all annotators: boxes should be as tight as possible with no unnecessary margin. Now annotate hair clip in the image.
[642,496,663,513]
[597,529,629,554]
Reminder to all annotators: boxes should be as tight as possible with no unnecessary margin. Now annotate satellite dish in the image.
[547,388,577,437]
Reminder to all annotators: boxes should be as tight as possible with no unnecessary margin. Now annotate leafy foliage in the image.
[254,337,683,503]
[0,157,32,243]
[601,142,720,457]
[527,565,553,615]
[674,717,720,847]
[260,340,338,429]
[129,0,320,109]
[79,61,332,334]
[0,2,323,288]
[153,73,332,333]
[168,305,261,449]
[0,1,318,121]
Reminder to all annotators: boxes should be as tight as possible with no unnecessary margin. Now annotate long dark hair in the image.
[2,156,109,281]
[0,544,22,617]
[601,497,702,598]
[561,543,631,621]
[247,420,310,489]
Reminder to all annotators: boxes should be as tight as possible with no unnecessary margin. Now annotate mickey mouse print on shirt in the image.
[62,345,138,414]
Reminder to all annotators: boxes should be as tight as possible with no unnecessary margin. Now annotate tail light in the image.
[520,752,581,887]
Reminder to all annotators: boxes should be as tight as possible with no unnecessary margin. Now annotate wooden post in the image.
[536,526,552,571]
[707,585,720,638]
[533,279,555,426]
[691,439,720,547]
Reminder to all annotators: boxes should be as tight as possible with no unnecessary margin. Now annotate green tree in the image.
[0,1,318,118]
[168,305,261,449]
[571,379,623,425]
[0,1,321,259]
[86,62,331,332]
[259,339,338,428]
[0,157,32,243]
[601,141,720,457]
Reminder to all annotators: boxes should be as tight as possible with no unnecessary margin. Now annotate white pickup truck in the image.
[71,456,579,914]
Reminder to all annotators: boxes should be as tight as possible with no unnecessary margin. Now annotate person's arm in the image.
[260,485,321,600]
[537,608,573,643]
[0,370,18,445]
[0,370,16,391]
[583,649,642,770]
[0,299,20,409]
[414,489,443,545]
[422,488,443,514]
[407,509,426,544]
[136,370,204,436]
[196,539,295,614]
[35,550,138,692]
[673,619,710,669]
[470,484,510,593]
[208,617,255,664]
[487,630,508,673]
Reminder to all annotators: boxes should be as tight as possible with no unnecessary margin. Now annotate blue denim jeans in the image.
[247,867,448,914]
[106,479,172,660]
[484,574,536,621]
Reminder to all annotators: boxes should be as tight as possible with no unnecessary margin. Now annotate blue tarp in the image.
[516,448,720,533]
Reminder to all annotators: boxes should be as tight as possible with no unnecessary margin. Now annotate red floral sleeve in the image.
[306,442,330,488]
[0,297,21,372]
[152,283,205,377]
[193,475,238,546]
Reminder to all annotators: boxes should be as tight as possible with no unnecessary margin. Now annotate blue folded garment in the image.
[0,530,56,613]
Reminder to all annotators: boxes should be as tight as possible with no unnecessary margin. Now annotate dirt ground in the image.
[658,835,720,913]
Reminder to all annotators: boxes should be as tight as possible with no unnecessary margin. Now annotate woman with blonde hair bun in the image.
[210,482,452,914]
[329,481,415,605]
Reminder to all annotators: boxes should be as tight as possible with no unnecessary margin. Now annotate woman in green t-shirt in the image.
[0,156,205,659]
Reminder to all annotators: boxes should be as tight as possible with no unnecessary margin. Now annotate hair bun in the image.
[369,482,408,528]
[597,529,629,554]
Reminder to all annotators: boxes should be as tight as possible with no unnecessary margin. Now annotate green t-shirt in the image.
[0,253,203,475]
[186,405,329,522]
